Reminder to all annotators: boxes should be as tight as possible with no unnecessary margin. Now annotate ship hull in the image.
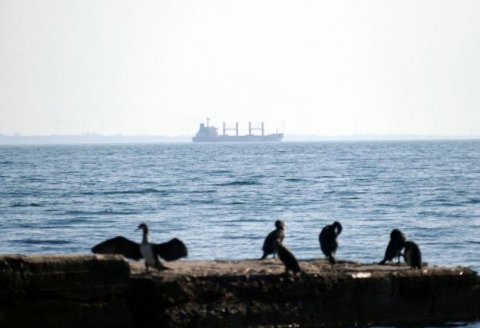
[192,134,283,143]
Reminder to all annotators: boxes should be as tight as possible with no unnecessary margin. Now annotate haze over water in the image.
[1,140,479,274]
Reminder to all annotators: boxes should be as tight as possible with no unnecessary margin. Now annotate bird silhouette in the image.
[92,223,187,271]
[319,221,343,264]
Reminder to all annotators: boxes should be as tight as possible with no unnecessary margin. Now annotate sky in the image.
[1,0,479,137]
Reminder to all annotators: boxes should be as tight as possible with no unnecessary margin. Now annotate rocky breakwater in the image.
[1,255,480,327]
[129,260,480,327]
[0,254,131,328]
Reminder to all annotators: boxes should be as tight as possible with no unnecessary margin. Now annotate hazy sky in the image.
[1,0,479,137]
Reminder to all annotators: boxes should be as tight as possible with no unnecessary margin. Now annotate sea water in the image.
[1,141,479,326]
[0,141,479,267]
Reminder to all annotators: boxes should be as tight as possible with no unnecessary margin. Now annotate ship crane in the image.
[249,122,265,136]
[223,122,239,136]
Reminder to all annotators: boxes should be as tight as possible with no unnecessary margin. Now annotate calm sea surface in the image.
[1,140,479,325]
[1,141,479,266]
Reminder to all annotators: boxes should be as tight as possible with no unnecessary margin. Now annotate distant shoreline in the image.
[0,134,478,145]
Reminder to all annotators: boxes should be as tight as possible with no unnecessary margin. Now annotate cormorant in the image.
[319,221,342,264]
[403,241,422,269]
[275,239,301,273]
[91,223,188,271]
[379,229,406,265]
[260,220,285,260]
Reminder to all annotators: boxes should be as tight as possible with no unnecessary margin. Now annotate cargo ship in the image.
[192,119,283,142]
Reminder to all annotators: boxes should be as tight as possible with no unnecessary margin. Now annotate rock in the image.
[0,254,131,328]
[1,255,480,327]
[128,259,480,327]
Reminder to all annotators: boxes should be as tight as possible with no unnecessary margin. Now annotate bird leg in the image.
[155,260,170,271]
[328,255,336,264]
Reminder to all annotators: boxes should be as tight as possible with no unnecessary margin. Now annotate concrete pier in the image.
[1,254,479,327]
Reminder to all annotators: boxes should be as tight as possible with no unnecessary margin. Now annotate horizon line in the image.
[0,133,479,145]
